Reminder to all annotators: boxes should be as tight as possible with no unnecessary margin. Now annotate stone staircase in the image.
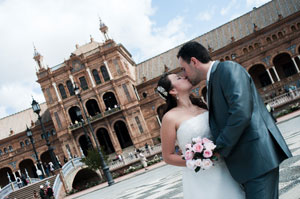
[8,176,56,199]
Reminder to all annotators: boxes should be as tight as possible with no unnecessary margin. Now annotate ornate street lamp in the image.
[75,108,93,150]
[26,126,45,178]
[73,83,114,186]
[31,98,59,170]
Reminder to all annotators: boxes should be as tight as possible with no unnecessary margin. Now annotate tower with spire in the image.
[99,18,110,41]
[33,45,45,70]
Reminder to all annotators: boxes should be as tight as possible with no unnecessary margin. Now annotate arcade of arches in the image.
[248,52,300,96]
[77,120,133,157]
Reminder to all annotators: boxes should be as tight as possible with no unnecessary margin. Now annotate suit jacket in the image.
[208,60,292,183]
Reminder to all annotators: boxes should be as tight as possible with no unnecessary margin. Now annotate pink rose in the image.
[202,138,213,144]
[202,159,213,170]
[194,159,202,167]
[203,149,213,158]
[204,142,216,151]
[192,143,204,153]
[185,150,194,160]
[192,136,202,144]
[185,143,192,150]
[186,160,196,170]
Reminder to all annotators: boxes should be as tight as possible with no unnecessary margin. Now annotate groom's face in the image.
[179,57,202,86]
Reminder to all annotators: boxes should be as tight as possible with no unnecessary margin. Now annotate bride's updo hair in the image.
[156,73,207,119]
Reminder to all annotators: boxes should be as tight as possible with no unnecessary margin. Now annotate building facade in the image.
[0,0,299,189]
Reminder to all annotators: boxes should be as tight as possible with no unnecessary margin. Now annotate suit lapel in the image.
[208,61,220,110]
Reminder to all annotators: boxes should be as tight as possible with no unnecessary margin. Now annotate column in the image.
[52,82,61,102]
[272,66,280,81]
[156,115,161,126]
[104,61,113,80]
[292,57,300,73]
[266,68,274,84]
[86,68,96,87]
[13,172,17,181]
[69,74,74,85]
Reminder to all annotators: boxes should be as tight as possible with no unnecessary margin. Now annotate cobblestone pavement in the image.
[76,116,300,199]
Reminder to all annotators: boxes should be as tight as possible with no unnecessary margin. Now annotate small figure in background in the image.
[137,149,148,171]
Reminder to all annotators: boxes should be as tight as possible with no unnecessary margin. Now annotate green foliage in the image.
[80,148,108,171]
[275,103,300,118]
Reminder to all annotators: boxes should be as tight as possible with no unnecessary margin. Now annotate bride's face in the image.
[168,74,192,94]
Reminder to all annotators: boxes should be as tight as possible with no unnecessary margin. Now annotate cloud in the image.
[0,81,44,118]
[196,7,216,21]
[246,0,271,7]
[0,0,189,118]
[221,0,237,16]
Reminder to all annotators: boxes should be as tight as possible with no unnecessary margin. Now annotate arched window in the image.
[58,84,67,99]
[254,43,260,48]
[278,32,283,38]
[291,25,296,32]
[92,69,101,85]
[249,45,254,51]
[0,149,2,156]
[243,48,248,54]
[8,146,13,152]
[79,76,88,90]
[266,37,271,44]
[100,65,110,81]
[25,140,30,146]
[20,142,25,148]
[4,148,8,154]
[66,80,75,96]
[272,34,277,40]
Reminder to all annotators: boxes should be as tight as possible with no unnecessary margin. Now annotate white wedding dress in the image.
[176,112,245,199]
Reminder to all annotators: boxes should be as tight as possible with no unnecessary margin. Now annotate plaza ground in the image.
[64,112,300,199]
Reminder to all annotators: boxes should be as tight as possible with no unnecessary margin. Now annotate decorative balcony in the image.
[264,87,300,108]
[68,107,121,131]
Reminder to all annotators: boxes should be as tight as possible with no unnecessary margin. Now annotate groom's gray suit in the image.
[208,61,292,197]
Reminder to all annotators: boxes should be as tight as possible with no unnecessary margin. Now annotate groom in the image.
[177,41,292,199]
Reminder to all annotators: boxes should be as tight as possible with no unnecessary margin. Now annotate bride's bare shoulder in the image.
[161,109,180,124]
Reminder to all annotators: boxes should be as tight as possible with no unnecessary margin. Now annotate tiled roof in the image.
[0,103,51,140]
[136,0,300,84]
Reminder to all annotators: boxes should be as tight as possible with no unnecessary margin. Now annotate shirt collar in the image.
[206,61,215,83]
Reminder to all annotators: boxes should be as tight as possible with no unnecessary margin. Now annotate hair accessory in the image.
[156,86,168,100]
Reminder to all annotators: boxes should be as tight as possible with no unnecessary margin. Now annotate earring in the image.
[176,94,179,100]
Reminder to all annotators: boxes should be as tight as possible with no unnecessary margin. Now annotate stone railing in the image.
[0,182,16,199]
[264,88,300,108]
[108,144,162,170]
[0,177,41,199]
[53,157,84,198]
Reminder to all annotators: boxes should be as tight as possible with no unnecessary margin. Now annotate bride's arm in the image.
[160,113,186,167]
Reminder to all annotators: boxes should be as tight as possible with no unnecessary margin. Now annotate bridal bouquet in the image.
[182,136,218,173]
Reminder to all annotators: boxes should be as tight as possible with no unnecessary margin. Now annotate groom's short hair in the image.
[177,41,211,64]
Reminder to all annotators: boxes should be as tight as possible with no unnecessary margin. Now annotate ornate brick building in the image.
[0,0,299,189]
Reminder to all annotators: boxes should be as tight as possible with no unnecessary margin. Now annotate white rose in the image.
[186,160,196,170]
[204,142,216,151]
[194,159,202,167]
[202,159,213,170]
[192,136,202,144]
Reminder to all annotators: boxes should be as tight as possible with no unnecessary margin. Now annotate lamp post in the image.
[73,84,114,186]
[26,126,45,178]
[31,98,60,170]
[75,108,93,151]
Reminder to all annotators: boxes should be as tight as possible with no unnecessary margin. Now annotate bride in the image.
[157,73,245,199]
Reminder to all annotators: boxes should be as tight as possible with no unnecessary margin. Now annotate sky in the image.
[0,0,271,119]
